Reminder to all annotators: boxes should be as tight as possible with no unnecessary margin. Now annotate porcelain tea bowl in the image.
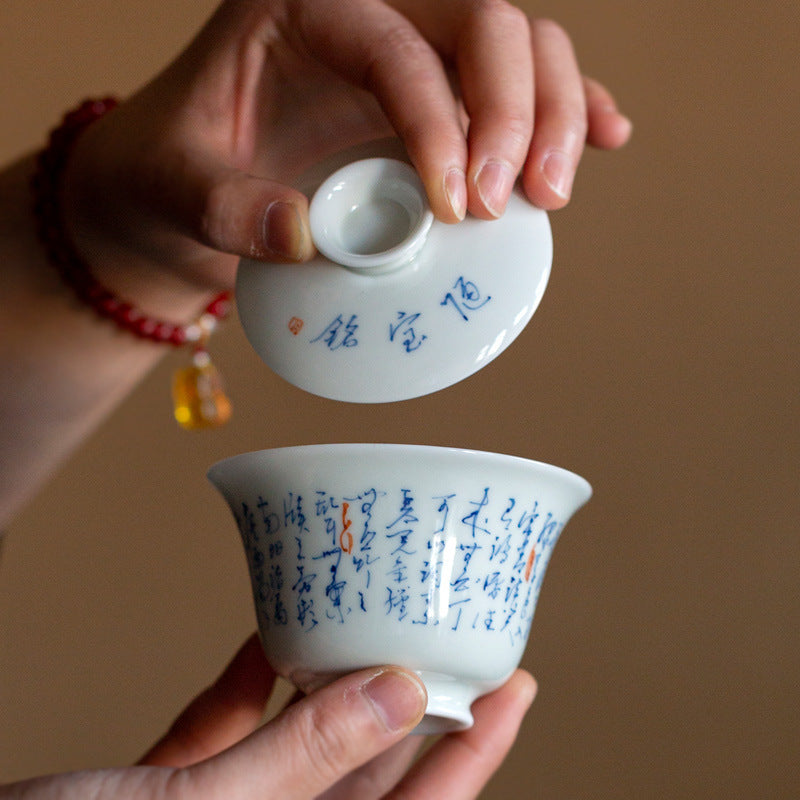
[208,444,591,734]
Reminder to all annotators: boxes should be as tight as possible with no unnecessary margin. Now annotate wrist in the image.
[33,98,231,347]
[30,97,234,430]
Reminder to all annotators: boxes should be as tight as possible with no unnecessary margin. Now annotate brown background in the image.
[1,0,798,797]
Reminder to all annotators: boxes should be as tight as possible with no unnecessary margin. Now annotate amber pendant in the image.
[172,349,232,430]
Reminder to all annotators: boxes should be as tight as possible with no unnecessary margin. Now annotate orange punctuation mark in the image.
[288,316,304,335]
[524,546,536,582]
[340,501,354,554]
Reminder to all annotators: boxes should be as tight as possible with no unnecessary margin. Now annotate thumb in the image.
[189,162,316,263]
[182,667,427,799]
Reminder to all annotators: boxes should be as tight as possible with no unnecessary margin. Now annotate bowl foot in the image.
[411,670,480,735]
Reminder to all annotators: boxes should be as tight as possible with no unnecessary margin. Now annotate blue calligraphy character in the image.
[462,488,491,538]
[489,533,511,564]
[238,502,257,545]
[314,491,340,517]
[389,530,415,556]
[296,597,318,630]
[387,557,409,585]
[441,276,492,321]
[483,571,504,600]
[387,489,417,555]
[451,541,481,593]
[326,580,347,622]
[256,495,281,535]
[310,314,359,350]
[292,566,316,596]
[388,489,418,528]
[389,311,427,353]
[518,501,540,536]
[513,502,539,574]
[265,564,288,626]
[450,572,470,593]
[274,596,288,626]
[500,604,518,634]
[360,488,378,518]
[324,515,337,548]
[412,593,432,626]
[385,585,410,620]
[421,537,446,586]
[505,575,522,605]
[455,276,491,310]
[323,549,347,623]
[433,494,455,534]
[357,488,379,555]
[537,513,561,548]
[283,493,308,533]
[500,498,516,530]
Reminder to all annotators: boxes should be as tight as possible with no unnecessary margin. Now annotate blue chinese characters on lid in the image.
[236,143,552,403]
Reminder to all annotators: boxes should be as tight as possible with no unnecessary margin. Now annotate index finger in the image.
[453,1,534,219]
[385,669,537,799]
[375,0,536,219]
[291,0,468,222]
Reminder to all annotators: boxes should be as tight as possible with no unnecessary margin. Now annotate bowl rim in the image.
[207,442,592,501]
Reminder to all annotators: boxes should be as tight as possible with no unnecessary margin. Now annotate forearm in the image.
[0,154,207,528]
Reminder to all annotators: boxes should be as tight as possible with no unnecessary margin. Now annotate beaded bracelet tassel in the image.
[31,98,232,430]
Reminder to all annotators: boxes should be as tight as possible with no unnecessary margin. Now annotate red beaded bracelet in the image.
[31,97,233,429]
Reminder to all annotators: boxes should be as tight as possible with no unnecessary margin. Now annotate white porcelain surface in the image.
[309,158,434,273]
[208,444,591,734]
[236,146,552,403]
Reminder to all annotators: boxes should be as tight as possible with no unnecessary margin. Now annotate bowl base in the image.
[411,670,480,735]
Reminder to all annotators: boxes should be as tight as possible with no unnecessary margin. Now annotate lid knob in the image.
[309,158,434,274]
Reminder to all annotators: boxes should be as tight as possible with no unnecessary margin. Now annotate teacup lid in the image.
[236,143,552,403]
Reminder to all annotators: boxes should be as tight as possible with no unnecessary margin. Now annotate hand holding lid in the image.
[236,144,552,403]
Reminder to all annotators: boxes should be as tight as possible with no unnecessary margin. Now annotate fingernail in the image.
[444,167,467,221]
[263,200,308,261]
[541,150,573,200]
[475,159,515,218]
[363,669,426,733]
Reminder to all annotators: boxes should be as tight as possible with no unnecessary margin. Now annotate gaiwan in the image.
[215,143,587,733]
[208,443,591,734]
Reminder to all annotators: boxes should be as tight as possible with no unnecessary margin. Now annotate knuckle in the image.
[571,115,590,143]
[364,24,434,84]
[532,17,572,46]
[498,111,534,151]
[553,105,589,143]
[199,179,232,251]
[537,96,588,143]
[502,1,530,28]
[461,0,531,42]
[495,0,530,31]
[390,116,426,153]
[291,702,356,785]
[162,766,196,799]
[467,0,527,26]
